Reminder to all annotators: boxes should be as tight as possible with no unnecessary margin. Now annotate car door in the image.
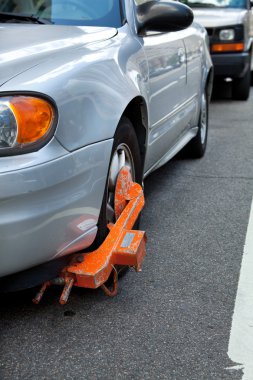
[143,30,188,172]
[183,25,205,104]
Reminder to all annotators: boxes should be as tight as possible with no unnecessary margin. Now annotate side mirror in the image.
[136,0,194,35]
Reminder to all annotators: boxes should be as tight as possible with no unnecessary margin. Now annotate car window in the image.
[0,0,123,27]
[180,0,247,9]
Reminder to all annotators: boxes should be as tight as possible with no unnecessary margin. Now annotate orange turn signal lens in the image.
[9,96,54,144]
[211,43,244,53]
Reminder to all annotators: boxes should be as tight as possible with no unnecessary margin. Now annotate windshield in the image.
[180,0,247,8]
[0,0,123,26]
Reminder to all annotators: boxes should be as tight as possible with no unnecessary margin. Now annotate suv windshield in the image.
[0,0,122,26]
[180,0,247,8]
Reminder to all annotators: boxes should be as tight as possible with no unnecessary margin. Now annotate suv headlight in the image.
[211,25,244,53]
[219,29,235,41]
[0,95,56,155]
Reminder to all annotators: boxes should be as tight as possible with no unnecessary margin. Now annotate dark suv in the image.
[181,0,253,100]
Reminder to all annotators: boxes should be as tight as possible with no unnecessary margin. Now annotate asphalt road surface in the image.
[1,86,253,380]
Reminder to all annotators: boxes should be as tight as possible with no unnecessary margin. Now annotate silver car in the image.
[0,0,213,291]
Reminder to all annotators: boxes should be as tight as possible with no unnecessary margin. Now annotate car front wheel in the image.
[93,116,143,248]
[232,65,251,101]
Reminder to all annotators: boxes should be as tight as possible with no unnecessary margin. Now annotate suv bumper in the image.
[212,51,250,78]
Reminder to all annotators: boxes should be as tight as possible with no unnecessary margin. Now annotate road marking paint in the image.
[226,364,244,371]
[228,198,253,379]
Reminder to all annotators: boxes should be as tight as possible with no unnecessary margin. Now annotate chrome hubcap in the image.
[106,144,135,223]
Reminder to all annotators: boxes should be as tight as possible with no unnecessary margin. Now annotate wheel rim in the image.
[106,144,135,223]
[200,93,207,145]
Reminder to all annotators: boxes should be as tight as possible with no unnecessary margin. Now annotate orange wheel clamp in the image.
[33,166,147,305]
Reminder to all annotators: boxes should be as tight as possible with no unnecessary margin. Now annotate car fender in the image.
[0,25,149,152]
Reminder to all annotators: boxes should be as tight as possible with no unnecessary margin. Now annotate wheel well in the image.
[206,67,214,102]
[122,97,148,175]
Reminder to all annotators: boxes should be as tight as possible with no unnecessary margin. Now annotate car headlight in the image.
[219,29,235,41]
[211,25,244,53]
[0,95,56,155]
[0,102,17,148]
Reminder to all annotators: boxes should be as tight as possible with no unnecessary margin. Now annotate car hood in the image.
[193,8,247,28]
[0,24,117,86]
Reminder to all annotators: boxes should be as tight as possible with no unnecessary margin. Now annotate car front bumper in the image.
[0,138,113,278]
[212,51,250,78]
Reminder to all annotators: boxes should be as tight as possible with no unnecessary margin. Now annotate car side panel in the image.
[143,25,208,172]
[142,31,188,171]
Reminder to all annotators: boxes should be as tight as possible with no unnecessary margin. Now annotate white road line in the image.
[228,198,253,379]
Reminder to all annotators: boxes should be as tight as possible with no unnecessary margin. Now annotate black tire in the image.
[232,66,251,101]
[185,90,208,158]
[92,116,143,249]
